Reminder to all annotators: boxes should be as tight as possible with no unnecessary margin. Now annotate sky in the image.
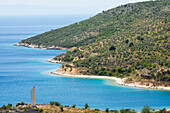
[0,0,151,16]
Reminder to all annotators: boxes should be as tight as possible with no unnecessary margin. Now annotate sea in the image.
[0,15,170,112]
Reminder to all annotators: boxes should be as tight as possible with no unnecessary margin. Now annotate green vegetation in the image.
[6,104,12,109]
[85,103,89,109]
[39,108,43,112]
[50,101,61,107]
[50,101,54,106]
[1,102,170,113]
[19,0,170,84]
[15,102,25,107]
[119,108,137,113]
[105,108,109,113]
[20,102,25,105]
[55,101,60,106]
[0,104,12,110]
[141,105,152,113]
[60,105,64,112]
[72,104,76,108]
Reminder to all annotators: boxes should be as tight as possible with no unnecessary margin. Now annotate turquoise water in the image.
[0,16,170,111]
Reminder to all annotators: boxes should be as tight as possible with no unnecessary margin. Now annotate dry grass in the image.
[36,105,109,113]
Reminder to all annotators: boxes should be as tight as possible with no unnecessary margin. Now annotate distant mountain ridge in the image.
[18,0,170,85]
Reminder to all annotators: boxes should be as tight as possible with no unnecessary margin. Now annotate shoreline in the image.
[13,43,68,50]
[51,71,170,91]
[46,59,65,64]
[13,44,170,91]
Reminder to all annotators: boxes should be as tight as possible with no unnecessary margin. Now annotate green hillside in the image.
[19,0,170,84]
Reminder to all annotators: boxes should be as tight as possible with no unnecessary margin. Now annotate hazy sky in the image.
[0,0,150,16]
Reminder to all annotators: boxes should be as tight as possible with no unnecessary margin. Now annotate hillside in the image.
[18,0,170,85]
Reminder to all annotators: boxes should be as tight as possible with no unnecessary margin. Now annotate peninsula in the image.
[15,0,170,90]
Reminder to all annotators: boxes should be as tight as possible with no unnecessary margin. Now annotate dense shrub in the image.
[109,46,116,51]
[105,108,109,113]
[50,101,54,106]
[85,103,89,109]
[54,102,60,106]
[60,105,64,112]
[72,104,76,108]
[141,105,151,113]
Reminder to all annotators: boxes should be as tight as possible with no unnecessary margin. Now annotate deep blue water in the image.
[0,16,170,111]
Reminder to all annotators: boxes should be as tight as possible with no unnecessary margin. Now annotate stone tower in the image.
[31,86,35,106]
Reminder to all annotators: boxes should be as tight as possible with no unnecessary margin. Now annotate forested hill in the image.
[20,0,170,83]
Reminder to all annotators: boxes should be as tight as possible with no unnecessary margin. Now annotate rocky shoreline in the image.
[13,43,68,50]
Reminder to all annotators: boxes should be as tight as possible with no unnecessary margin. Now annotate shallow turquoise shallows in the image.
[0,16,170,112]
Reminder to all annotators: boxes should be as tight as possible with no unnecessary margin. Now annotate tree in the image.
[39,109,43,112]
[125,39,129,44]
[54,101,60,106]
[98,71,107,75]
[7,104,12,109]
[20,102,25,105]
[137,35,141,40]
[120,108,125,113]
[50,101,54,106]
[100,67,105,71]
[105,108,109,113]
[107,71,112,76]
[129,42,134,47]
[85,103,89,109]
[109,46,116,51]
[60,105,64,112]
[137,35,144,41]
[69,56,74,61]
[2,105,7,110]
[114,110,119,113]
[159,108,167,113]
[117,67,125,73]
[112,67,116,73]
[141,105,151,113]
[153,64,156,68]
[72,104,76,108]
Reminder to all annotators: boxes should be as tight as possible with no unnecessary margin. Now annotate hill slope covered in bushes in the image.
[19,0,170,84]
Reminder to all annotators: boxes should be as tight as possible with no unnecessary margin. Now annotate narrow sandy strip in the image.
[46,59,65,64]
[51,71,170,91]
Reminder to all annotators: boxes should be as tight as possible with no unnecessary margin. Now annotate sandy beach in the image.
[46,59,65,64]
[51,71,170,91]
[47,58,170,91]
